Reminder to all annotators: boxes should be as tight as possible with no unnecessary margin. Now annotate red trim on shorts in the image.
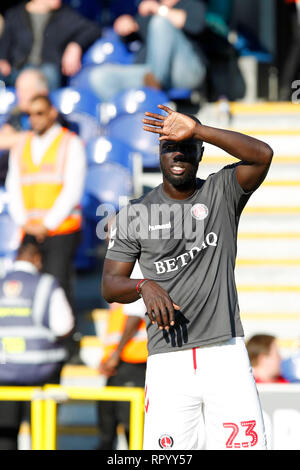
[192,348,197,373]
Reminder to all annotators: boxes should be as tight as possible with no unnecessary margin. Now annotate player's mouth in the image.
[170,164,186,176]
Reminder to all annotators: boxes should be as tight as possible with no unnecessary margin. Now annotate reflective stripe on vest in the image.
[0,349,67,364]
[102,304,148,364]
[0,273,67,367]
[17,128,81,236]
[31,274,56,325]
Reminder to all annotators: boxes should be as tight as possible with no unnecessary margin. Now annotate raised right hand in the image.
[143,104,197,142]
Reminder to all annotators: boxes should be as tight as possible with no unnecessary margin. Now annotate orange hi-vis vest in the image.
[16,127,81,236]
[102,303,148,364]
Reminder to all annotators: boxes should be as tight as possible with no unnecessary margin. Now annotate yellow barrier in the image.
[0,385,145,450]
[43,385,145,451]
[0,386,44,450]
[0,385,144,450]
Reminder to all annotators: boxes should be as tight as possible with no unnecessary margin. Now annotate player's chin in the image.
[166,169,196,188]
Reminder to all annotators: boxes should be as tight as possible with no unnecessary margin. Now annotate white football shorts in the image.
[143,337,267,450]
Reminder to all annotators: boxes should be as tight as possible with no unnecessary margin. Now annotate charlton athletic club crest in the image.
[191,203,209,221]
[159,434,174,449]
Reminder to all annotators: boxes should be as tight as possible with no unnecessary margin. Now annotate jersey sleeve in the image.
[219,163,254,218]
[105,204,141,263]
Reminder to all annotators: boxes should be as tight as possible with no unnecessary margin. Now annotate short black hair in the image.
[17,240,42,259]
[30,94,53,108]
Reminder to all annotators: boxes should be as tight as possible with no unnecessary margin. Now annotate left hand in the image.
[142,104,197,142]
[138,0,160,16]
[61,42,82,76]
[99,350,121,377]
[23,223,48,243]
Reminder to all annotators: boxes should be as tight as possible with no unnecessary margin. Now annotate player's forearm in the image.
[101,275,141,304]
[194,124,273,165]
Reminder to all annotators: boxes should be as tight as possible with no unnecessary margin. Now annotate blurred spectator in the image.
[0,69,73,186]
[0,69,49,152]
[0,0,102,90]
[0,1,24,15]
[5,94,86,308]
[279,0,300,100]
[246,334,289,384]
[0,240,74,450]
[89,0,207,101]
[198,0,245,102]
[205,0,233,38]
[97,266,147,450]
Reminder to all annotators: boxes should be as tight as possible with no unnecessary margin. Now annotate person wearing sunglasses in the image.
[6,94,86,312]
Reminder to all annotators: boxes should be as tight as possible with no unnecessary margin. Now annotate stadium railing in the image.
[0,386,45,450]
[0,385,145,450]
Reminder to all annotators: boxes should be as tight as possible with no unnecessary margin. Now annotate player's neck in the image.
[162,179,197,200]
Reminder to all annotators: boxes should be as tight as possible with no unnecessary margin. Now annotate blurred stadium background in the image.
[0,0,299,450]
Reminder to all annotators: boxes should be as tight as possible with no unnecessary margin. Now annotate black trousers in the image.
[0,365,63,450]
[24,231,81,308]
[96,361,146,450]
[0,401,24,450]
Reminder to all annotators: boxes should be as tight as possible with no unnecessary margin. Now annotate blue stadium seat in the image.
[0,116,6,128]
[0,86,17,124]
[0,187,9,214]
[50,86,100,118]
[81,36,134,67]
[68,66,95,94]
[0,213,21,275]
[50,87,103,141]
[100,87,170,124]
[86,136,134,173]
[76,136,136,270]
[83,162,133,218]
[167,88,193,101]
[105,112,160,169]
[74,216,100,271]
[281,354,300,383]
[233,30,273,63]
[102,26,142,55]
[0,213,20,256]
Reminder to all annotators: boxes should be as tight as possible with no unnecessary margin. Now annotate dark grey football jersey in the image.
[105,163,253,356]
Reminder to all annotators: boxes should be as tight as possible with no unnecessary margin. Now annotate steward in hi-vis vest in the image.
[0,241,74,385]
[6,95,86,304]
[16,127,81,237]
[101,303,148,365]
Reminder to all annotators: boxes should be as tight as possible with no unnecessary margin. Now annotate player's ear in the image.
[50,106,58,121]
[198,145,204,162]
